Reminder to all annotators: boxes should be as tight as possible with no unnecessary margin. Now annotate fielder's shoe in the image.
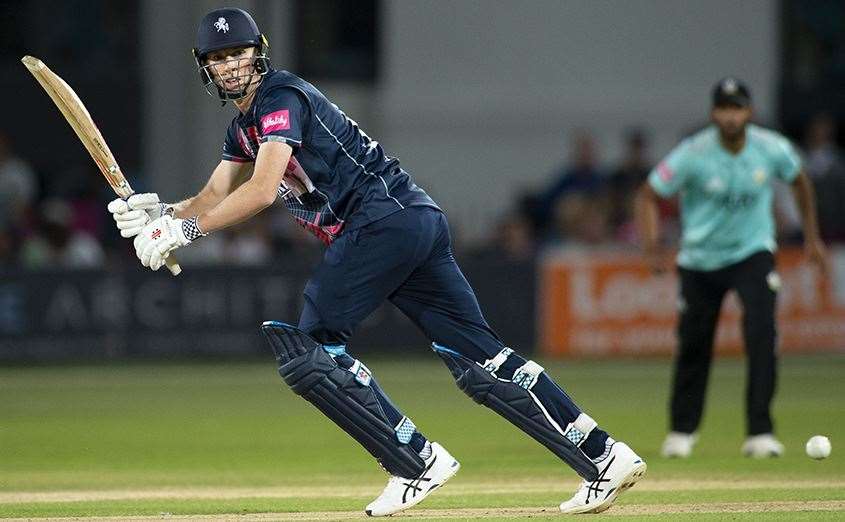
[559,441,647,514]
[365,442,460,517]
[661,431,698,458]
[741,434,784,458]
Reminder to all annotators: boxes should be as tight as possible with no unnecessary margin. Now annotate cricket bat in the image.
[21,55,181,275]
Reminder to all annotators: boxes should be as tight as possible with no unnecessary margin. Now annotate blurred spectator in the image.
[225,212,273,266]
[0,228,15,268]
[527,130,605,240]
[0,132,37,230]
[803,113,845,241]
[552,192,610,246]
[20,200,104,269]
[608,129,652,241]
[497,212,536,260]
[804,113,842,180]
[69,174,109,239]
[267,205,323,262]
[172,234,226,266]
[473,212,536,262]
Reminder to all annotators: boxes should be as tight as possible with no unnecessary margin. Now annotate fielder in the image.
[109,8,645,515]
[635,78,827,458]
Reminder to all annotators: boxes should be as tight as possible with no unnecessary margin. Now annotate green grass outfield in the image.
[1,354,843,520]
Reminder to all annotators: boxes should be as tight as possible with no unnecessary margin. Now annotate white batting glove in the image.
[107,193,169,238]
[133,215,196,271]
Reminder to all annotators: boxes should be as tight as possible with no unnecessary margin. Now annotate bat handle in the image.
[165,255,182,276]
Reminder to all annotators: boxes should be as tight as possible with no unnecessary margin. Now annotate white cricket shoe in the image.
[661,431,698,458]
[365,442,460,517]
[559,441,647,514]
[741,434,784,458]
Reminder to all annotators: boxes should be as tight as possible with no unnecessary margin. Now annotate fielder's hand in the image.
[804,236,829,277]
[134,215,192,271]
[644,244,671,275]
[108,193,169,238]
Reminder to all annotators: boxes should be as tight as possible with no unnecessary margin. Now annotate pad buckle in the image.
[512,360,544,390]
[482,347,513,373]
[394,416,416,444]
[349,360,372,386]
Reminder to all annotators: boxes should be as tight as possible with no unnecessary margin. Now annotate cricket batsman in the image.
[108,7,645,515]
[635,78,827,458]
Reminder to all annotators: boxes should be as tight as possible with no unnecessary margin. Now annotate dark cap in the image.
[712,77,751,107]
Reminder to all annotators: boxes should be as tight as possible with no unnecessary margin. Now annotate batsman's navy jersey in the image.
[222,69,437,243]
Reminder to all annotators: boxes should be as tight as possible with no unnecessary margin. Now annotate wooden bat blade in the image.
[22,55,129,197]
[22,55,181,276]
[21,55,43,70]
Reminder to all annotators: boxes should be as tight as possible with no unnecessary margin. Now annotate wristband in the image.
[182,216,207,241]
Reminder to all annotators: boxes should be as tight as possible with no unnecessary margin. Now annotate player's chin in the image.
[721,125,743,138]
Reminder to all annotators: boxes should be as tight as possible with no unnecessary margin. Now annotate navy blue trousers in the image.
[298,206,606,456]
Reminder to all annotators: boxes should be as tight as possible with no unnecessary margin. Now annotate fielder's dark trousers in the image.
[671,251,778,436]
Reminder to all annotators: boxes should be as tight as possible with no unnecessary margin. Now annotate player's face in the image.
[711,104,752,140]
[205,46,257,93]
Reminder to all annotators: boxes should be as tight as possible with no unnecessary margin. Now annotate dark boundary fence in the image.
[0,257,535,362]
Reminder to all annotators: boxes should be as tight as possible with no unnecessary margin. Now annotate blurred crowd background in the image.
[3,114,845,270]
[1,0,844,270]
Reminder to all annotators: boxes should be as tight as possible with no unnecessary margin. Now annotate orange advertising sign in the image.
[539,247,845,357]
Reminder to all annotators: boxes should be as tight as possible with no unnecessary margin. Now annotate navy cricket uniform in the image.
[224,69,607,458]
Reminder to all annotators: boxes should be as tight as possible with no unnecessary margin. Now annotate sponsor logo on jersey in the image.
[753,168,767,184]
[709,192,757,209]
[706,176,725,192]
[261,109,291,133]
[657,162,674,182]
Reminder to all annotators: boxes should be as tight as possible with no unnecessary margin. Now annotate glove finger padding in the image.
[107,198,129,214]
[149,256,162,271]
[150,250,168,271]
[150,241,174,270]
[113,209,148,222]
[133,231,150,260]
[140,242,157,268]
[126,193,160,210]
[119,226,146,239]
[113,209,150,238]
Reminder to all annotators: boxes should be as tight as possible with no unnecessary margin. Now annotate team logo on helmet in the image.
[214,17,229,33]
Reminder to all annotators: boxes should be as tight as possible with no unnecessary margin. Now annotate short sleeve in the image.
[648,140,692,197]
[770,134,802,182]
[256,87,308,148]
[222,120,252,163]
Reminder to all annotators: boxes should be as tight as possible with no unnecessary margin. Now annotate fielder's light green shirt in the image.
[648,124,801,271]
